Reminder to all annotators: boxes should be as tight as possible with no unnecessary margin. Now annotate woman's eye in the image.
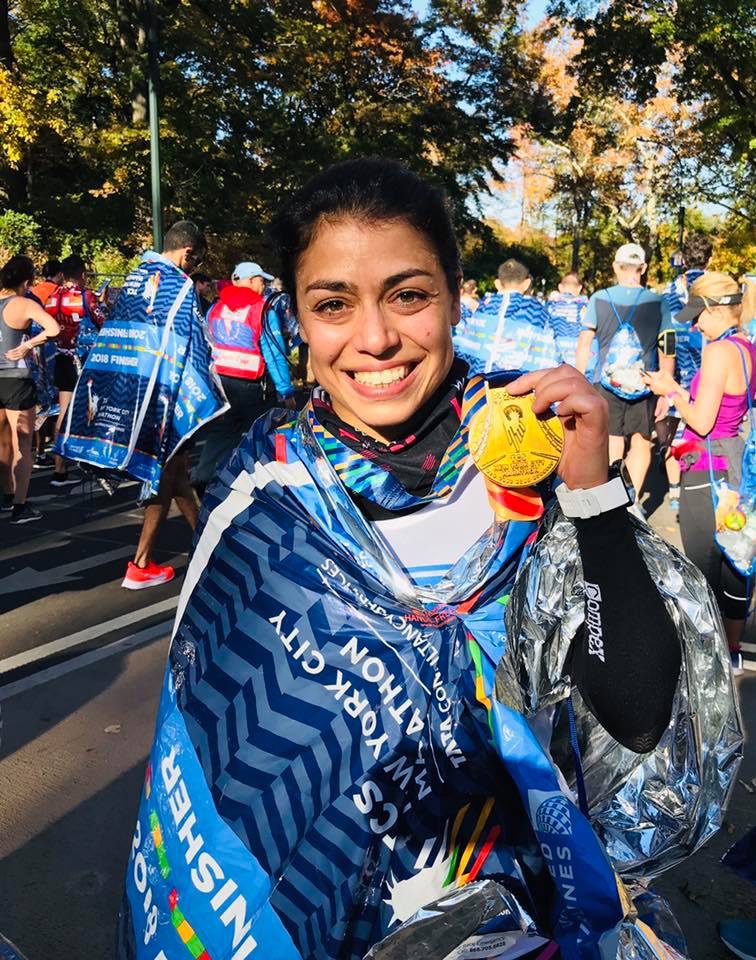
[394,289,429,307]
[315,298,347,316]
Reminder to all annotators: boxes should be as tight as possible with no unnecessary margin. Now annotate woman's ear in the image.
[451,297,461,328]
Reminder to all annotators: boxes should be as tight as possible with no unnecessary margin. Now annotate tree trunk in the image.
[571,228,580,273]
[0,0,12,71]
[116,0,149,124]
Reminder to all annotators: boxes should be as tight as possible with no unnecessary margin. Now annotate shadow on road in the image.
[0,653,127,765]
[0,760,144,960]
[641,446,672,520]
[0,515,190,617]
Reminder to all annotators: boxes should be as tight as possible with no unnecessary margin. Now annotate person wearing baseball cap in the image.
[576,242,674,503]
[231,261,274,288]
[192,259,295,495]
[643,272,755,674]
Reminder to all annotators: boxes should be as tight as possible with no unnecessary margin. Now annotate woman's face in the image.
[296,217,459,442]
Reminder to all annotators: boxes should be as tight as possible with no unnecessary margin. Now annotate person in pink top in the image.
[645,273,756,674]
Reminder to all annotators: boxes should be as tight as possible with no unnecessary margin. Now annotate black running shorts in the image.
[53,353,79,392]
[0,377,37,411]
[596,384,657,439]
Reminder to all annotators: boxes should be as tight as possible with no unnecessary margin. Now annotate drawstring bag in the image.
[707,341,756,576]
[599,289,651,400]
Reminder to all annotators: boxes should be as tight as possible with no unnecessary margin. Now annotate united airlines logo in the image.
[534,793,573,837]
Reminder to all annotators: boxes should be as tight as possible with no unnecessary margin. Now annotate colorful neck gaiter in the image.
[308,359,486,518]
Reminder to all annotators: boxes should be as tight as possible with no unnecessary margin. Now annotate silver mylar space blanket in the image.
[116,409,742,960]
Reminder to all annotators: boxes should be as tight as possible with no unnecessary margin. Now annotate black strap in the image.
[606,286,644,330]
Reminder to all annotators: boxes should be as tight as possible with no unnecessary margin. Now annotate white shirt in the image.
[372,463,493,587]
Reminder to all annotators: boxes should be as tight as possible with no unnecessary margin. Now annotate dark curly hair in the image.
[269,157,461,312]
[1,255,35,290]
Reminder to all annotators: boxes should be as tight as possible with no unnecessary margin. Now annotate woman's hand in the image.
[5,342,31,362]
[508,364,609,490]
[642,369,678,397]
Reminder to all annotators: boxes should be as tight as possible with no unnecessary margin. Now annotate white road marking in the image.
[0,545,134,596]
[0,536,73,562]
[0,596,178,674]
[0,620,171,700]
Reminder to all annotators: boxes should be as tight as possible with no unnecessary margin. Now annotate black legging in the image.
[679,469,751,619]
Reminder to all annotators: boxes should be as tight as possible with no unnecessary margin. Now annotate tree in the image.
[499,24,704,280]
[0,0,548,269]
[553,0,755,215]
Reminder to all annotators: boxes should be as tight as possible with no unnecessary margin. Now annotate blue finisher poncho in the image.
[55,252,228,495]
[454,293,558,374]
[116,381,741,960]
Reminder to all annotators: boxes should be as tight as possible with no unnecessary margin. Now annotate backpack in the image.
[55,284,88,355]
[207,296,267,380]
[598,288,651,399]
[708,340,756,577]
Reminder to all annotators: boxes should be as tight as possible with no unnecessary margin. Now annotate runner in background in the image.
[0,256,60,524]
[546,272,592,371]
[453,258,556,373]
[28,260,63,467]
[117,222,219,588]
[191,261,296,497]
[459,277,479,314]
[50,255,106,487]
[192,271,216,315]
[662,234,712,510]
[267,279,308,381]
[576,243,674,502]
[644,273,755,674]
[29,259,63,308]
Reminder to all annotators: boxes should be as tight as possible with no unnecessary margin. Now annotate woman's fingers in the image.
[509,365,597,416]
[551,391,609,433]
[508,364,581,403]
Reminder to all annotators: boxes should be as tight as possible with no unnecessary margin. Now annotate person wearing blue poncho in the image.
[661,234,712,511]
[56,221,228,590]
[546,273,592,371]
[453,259,557,374]
[575,244,674,502]
[116,160,741,960]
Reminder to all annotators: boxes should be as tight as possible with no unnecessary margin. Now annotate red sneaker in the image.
[121,560,175,590]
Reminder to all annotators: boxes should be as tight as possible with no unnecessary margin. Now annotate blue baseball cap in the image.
[232,261,273,282]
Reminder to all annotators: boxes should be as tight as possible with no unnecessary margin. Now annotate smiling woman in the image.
[295,217,456,439]
[271,159,461,442]
[116,159,741,960]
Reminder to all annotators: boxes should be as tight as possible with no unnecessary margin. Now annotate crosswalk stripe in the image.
[0,596,178,676]
[0,620,171,700]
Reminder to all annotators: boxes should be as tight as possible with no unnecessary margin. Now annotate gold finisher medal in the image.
[469,386,563,488]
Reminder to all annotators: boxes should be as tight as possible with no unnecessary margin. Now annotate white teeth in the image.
[352,366,410,386]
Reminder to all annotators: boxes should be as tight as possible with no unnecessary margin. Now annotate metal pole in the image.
[147,0,162,251]
[677,204,685,251]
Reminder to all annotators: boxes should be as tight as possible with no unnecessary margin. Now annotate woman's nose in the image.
[353,305,401,356]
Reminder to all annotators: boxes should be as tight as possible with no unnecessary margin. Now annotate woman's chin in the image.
[332,375,433,440]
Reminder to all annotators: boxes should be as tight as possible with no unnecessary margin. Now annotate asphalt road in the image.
[0,461,753,959]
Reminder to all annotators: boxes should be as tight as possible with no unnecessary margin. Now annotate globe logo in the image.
[535,795,573,837]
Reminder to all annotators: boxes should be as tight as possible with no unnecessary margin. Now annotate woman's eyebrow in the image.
[304,269,434,296]
[382,269,434,291]
[304,279,357,294]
